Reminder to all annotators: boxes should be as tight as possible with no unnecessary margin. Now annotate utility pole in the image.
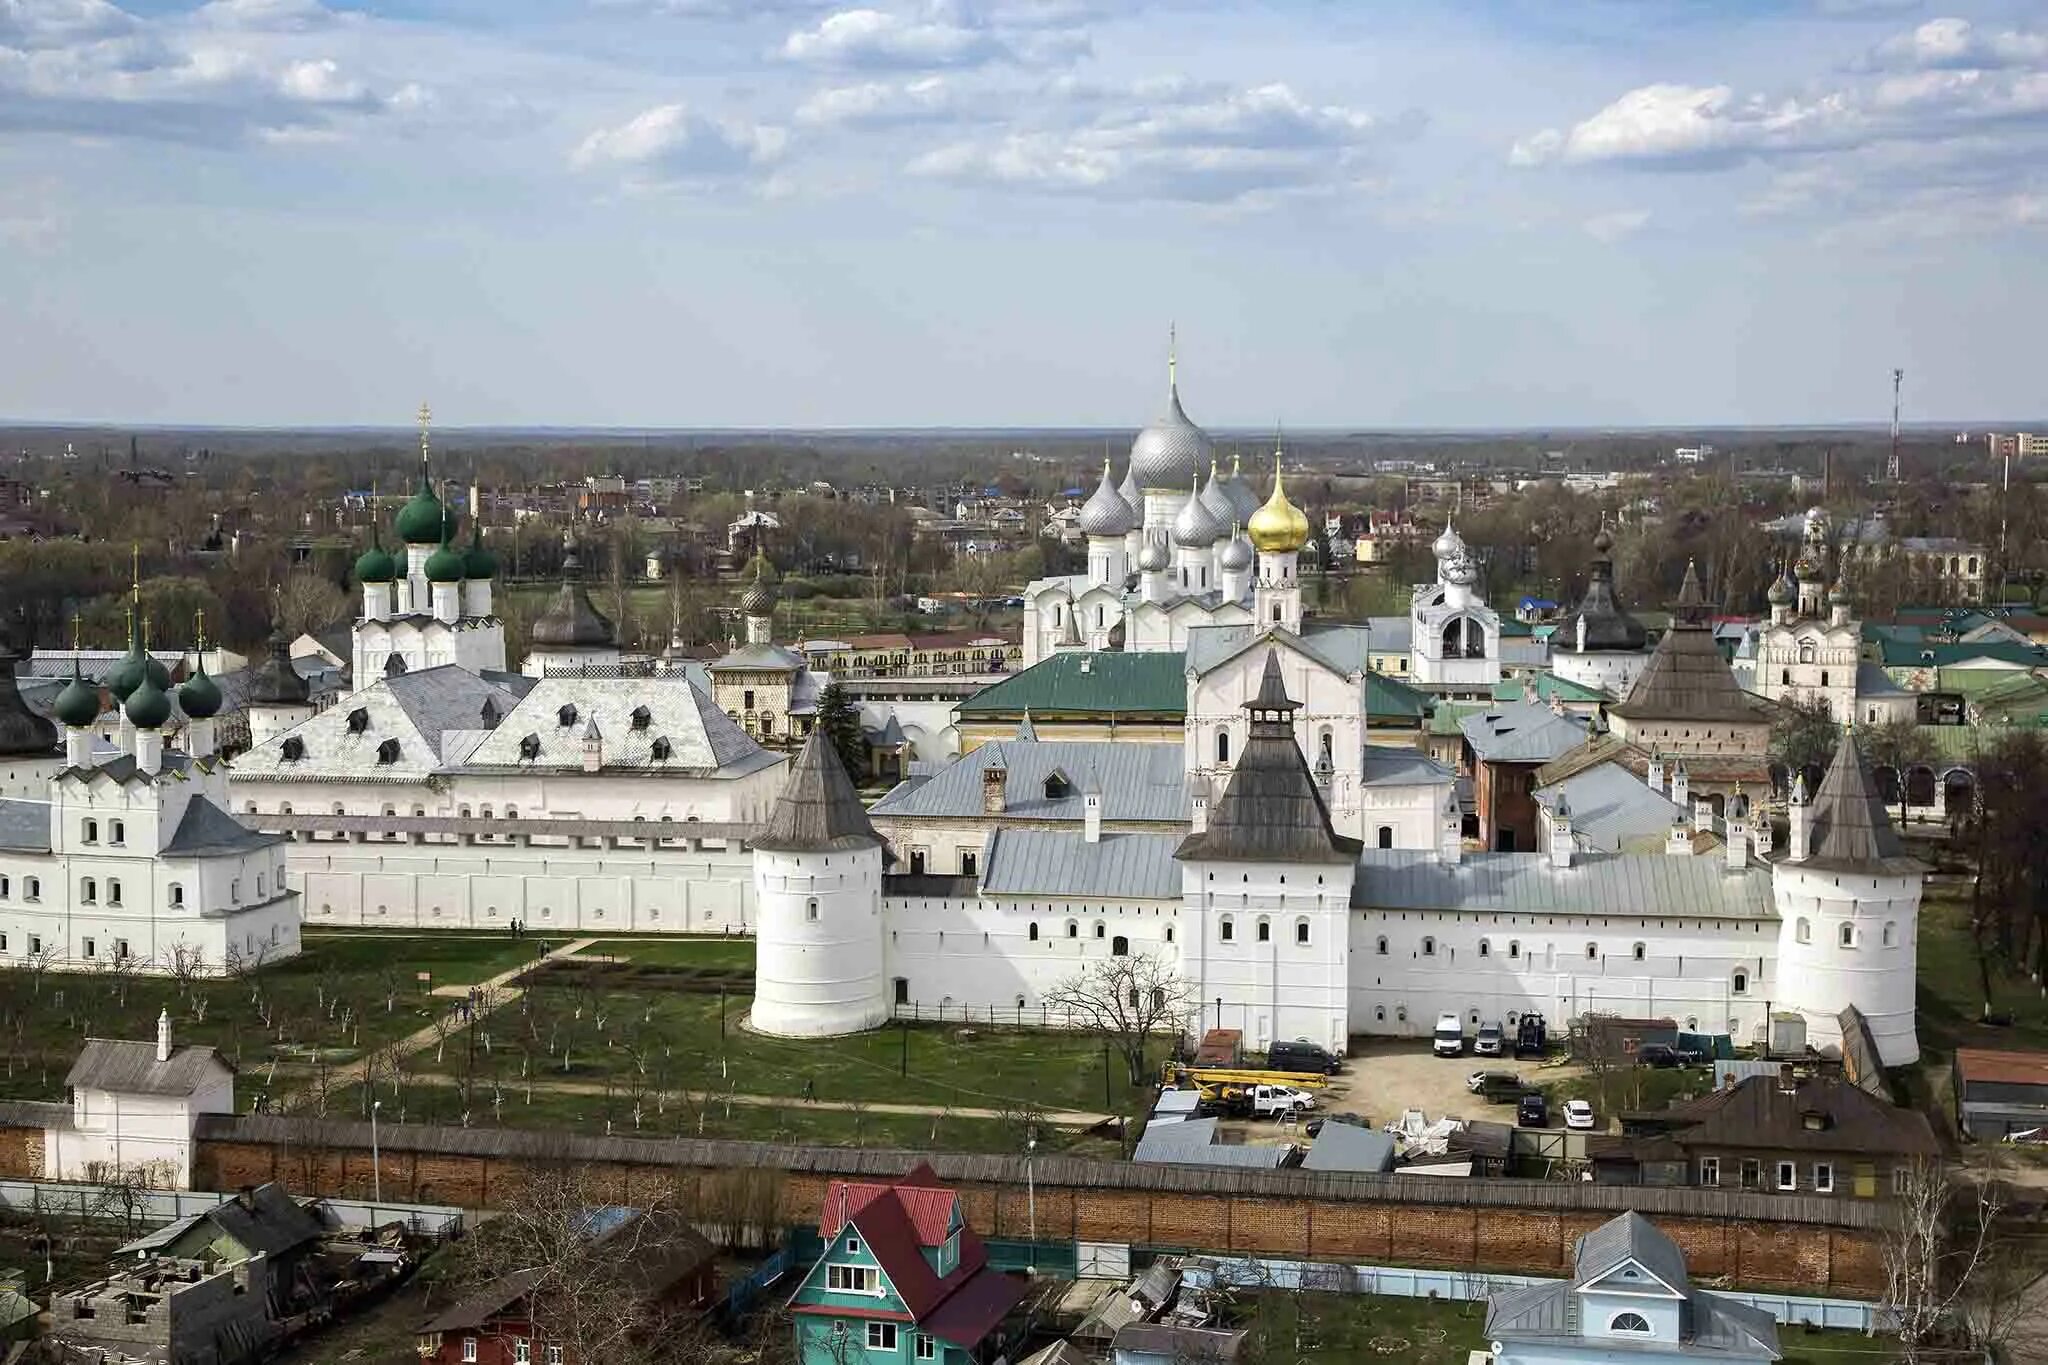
[1887,368,1904,483]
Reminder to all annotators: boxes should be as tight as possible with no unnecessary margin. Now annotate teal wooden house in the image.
[786,1163,1027,1364]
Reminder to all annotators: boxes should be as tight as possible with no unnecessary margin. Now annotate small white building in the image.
[47,1014,236,1188]
[1408,524,1501,695]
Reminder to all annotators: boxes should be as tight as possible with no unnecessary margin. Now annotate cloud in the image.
[0,0,133,48]
[908,81,1407,204]
[1582,208,1650,242]
[1868,16,2048,70]
[780,3,1086,71]
[573,101,787,184]
[1510,83,1852,168]
[794,74,966,126]
[1812,0,1920,15]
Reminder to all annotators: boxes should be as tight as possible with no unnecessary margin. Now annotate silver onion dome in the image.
[1220,455,1261,526]
[1078,462,1136,537]
[1218,532,1254,572]
[1172,477,1223,548]
[1766,568,1793,605]
[1130,384,1214,492]
[1137,531,1171,572]
[1198,461,1236,527]
[1433,523,1466,561]
[1443,551,1479,588]
[1117,465,1143,525]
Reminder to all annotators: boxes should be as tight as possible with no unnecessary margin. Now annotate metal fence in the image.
[0,1178,465,1238]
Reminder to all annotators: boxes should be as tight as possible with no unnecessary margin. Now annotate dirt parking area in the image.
[1219,1039,1582,1146]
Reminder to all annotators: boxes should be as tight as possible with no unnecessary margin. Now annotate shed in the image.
[1301,1120,1395,1174]
[1954,1048,2048,1140]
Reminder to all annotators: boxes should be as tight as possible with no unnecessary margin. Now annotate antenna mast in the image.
[1887,368,1903,483]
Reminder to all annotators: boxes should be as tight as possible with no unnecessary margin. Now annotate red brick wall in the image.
[0,1124,44,1179]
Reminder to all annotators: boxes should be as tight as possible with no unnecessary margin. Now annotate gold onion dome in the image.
[1247,463,1309,553]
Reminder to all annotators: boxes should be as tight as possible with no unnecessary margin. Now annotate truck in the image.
[1158,1063,1329,1117]
[1248,1085,1319,1120]
[1432,1014,1466,1058]
[1466,1071,1530,1104]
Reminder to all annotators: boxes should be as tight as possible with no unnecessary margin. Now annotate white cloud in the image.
[0,0,133,49]
[908,81,1404,204]
[780,3,1086,71]
[1869,16,2048,70]
[573,102,787,184]
[1510,83,1852,167]
[1582,208,1650,242]
[794,74,963,126]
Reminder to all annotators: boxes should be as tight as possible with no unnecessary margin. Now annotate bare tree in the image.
[1041,950,1193,1087]
[1881,1159,2004,1364]
[274,570,350,638]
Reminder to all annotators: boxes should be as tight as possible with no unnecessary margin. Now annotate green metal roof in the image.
[1365,670,1433,720]
[955,651,1187,718]
[1878,639,2048,669]
[1492,673,1609,705]
[1430,701,1491,737]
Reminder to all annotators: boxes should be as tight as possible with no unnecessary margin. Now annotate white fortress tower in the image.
[1772,730,1924,1065]
[1410,523,1501,690]
[749,729,889,1038]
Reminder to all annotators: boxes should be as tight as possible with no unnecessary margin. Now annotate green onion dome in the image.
[424,534,467,584]
[177,658,223,720]
[106,618,148,703]
[462,523,498,580]
[54,663,101,730]
[395,478,447,545]
[355,536,397,584]
[124,672,173,730]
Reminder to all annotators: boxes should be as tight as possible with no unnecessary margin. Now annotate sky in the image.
[0,0,2043,429]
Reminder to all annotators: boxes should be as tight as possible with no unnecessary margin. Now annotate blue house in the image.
[1484,1212,1781,1363]
[786,1163,1027,1365]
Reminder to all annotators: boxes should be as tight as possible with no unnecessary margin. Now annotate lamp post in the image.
[371,1100,382,1204]
[1026,1133,1037,1276]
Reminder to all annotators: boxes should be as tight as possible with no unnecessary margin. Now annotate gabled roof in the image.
[954,651,1186,718]
[1659,1074,1938,1156]
[1459,701,1591,765]
[872,740,1188,823]
[1176,651,1361,865]
[164,796,285,857]
[982,828,1181,899]
[234,665,525,781]
[1534,765,1685,854]
[753,729,880,853]
[67,1040,233,1096]
[462,676,774,777]
[1798,731,1920,875]
[1574,1210,1687,1292]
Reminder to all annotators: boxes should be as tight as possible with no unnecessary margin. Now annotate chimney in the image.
[982,758,1007,815]
[1548,797,1574,870]
[1666,813,1692,857]
[1190,786,1210,834]
[1722,1068,1738,1092]
[1788,771,1811,862]
[581,720,603,773]
[1440,791,1463,866]
[1083,789,1102,844]
[1693,795,1712,834]
[1726,803,1748,871]
[1778,1063,1797,1094]
[1670,761,1689,810]
[156,1008,172,1062]
[1646,753,1665,795]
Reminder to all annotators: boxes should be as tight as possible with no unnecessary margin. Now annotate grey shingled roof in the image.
[1460,701,1591,764]
[751,728,880,853]
[235,666,527,781]
[711,641,808,673]
[164,796,284,857]
[1361,746,1457,788]
[871,740,1188,824]
[67,1040,233,1096]
[1575,1210,1688,1291]
[0,799,50,852]
[1132,1117,1288,1169]
[1176,651,1362,865]
[1855,661,1910,697]
[1612,574,1760,723]
[981,829,1181,899]
[463,676,774,776]
[1349,850,1775,919]
[1801,731,1919,875]
[1534,765,1684,853]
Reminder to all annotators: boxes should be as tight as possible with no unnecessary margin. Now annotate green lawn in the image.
[0,935,536,1105]
[1542,1063,1712,1115]
[1914,890,2048,1053]
[573,937,757,970]
[420,985,1164,1118]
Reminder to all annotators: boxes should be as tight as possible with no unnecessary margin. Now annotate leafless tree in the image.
[1881,1159,2004,1364]
[1041,950,1194,1086]
[274,570,350,638]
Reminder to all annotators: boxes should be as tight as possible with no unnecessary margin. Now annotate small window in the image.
[1882,921,1897,947]
[1028,922,1039,942]
[916,1334,936,1361]
[1839,922,1856,948]
[1815,1162,1835,1193]
[806,898,819,923]
[1585,941,1598,960]
[82,818,97,844]
[462,1339,478,1364]
[80,877,96,905]
[1111,935,1129,956]
[1377,825,1394,849]
[1216,730,1230,764]
[1797,917,1812,944]
[1732,968,1749,995]
[650,736,672,761]
[1295,920,1309,946]
[24,877,38,902]
[1421,936,1435,956]
[1610,1313,1651,1334]
[82,937,96,959]
[514,1342,530,1365]
[376,737,401,764]
[347,707,369,734]
[1777,1161,1797,1191]
[107,879,122,907]
[1066,921,1078,939]
[0,876,7,899]
[845,1234,861,1256]
[1632,941,1646,961]
[1093,922,1105,940]
[867,1323,899,1350]
[1165,925,1174,944]
[1375,935,1388,955]
[1508,940,1520,959]
[1256,919,1271,943]
[1700,1156,1721,1187]
[1221,916,1234,943]
[281,736,305,761]
[1478,940,1491,959]
[558,703,578,727]
[109,820,124,846]
[630,704,651,730]
[546,1349,561,1365]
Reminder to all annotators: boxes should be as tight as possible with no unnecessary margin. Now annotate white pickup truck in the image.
[1249,1084,1319,1120]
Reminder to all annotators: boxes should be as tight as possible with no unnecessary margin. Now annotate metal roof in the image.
[1132,1117,1288,1169]
[1534,765,1683,854]
[464,675,773,776]
[1349,850,1776,919]
[1575,1209,1688,1291]
[67,1039,233,1097]
[1185,623,1370,678]
[164,796,283,857]
[981,828,1181,899]
[1360,746,1456,788]
[953,651,1187,718]
[1459,701,1592,764]
[0,799,50,852]
[1613,619,1762,724]
[1301,1120,1395,1173]
[871,739,1189,824]
[234,665,526,782]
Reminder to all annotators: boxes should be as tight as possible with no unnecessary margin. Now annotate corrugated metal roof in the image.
[67,1040,233,1096]
[1459,701,1591,764]
[981,828,1181,899]
[871,740,1188,823]
[1301,1121,1394,1173]
[954,651,1187,717]
[1360,746,1456,788]
[1574,1209,1688,1290]
[1534,765,1682,853]
[1349,850,1776,919]
[1132,1117,1288,1169]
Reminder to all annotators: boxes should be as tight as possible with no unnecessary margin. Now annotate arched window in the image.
[1882,921,1897,947]
[1839,922,1856,948]
[1093,922,1105,939]
[1377,825,1394,849]
[1732,969,1749,995]
[82,819,97,844]
[806,898,819,922]
[1421,936,1436,956]
[1799,641,1816,664]
[1508,940,1520,960]
[1220,916,1235,943]
[1256,918,1271,943]
[1294,919,1309,946]
[168,884,184,908]
[1632,942,1646,961]
[107,879,122,906]
[80,877,96,904]
[109,820,124,845]
[1151,988,1166,1011]
[1610,1313,1651,1334]
[1796,917,1812,944]
[1216,730,1230,764]
[1029,922,1039,942]
[1066,921,1078,939]
[1375,936,1389,956]
[1478,940,1491,959]
[1111,935,1129,957]
[1585,941,1598,960]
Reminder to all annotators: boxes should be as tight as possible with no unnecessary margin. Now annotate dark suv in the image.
[1266,1041,1343,1075]
[1518,1092,1549,1128]
[1637,1044,1705,1069]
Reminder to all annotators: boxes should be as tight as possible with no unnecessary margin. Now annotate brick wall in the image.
[176,1117,1886,1297]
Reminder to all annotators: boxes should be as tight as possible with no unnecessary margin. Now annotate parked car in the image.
[1467,1071,1527,1103]
[1474,1021,1504,1057]
[1563,1099,1597,1131]
[1637,1043,1705,1068]
[1518,1092,1549,1128]
[1266,1040,1343,1076]
[1250,1085,1319,1120]
[1432,1014,1466,1058]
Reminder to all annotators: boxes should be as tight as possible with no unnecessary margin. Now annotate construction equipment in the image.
[1158,1063,1330,1118]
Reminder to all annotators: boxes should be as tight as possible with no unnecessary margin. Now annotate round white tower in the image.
[1772,731,1923,1065]
[750,730,889,1038]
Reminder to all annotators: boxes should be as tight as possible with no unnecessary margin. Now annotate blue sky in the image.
[0,0,2042,428]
